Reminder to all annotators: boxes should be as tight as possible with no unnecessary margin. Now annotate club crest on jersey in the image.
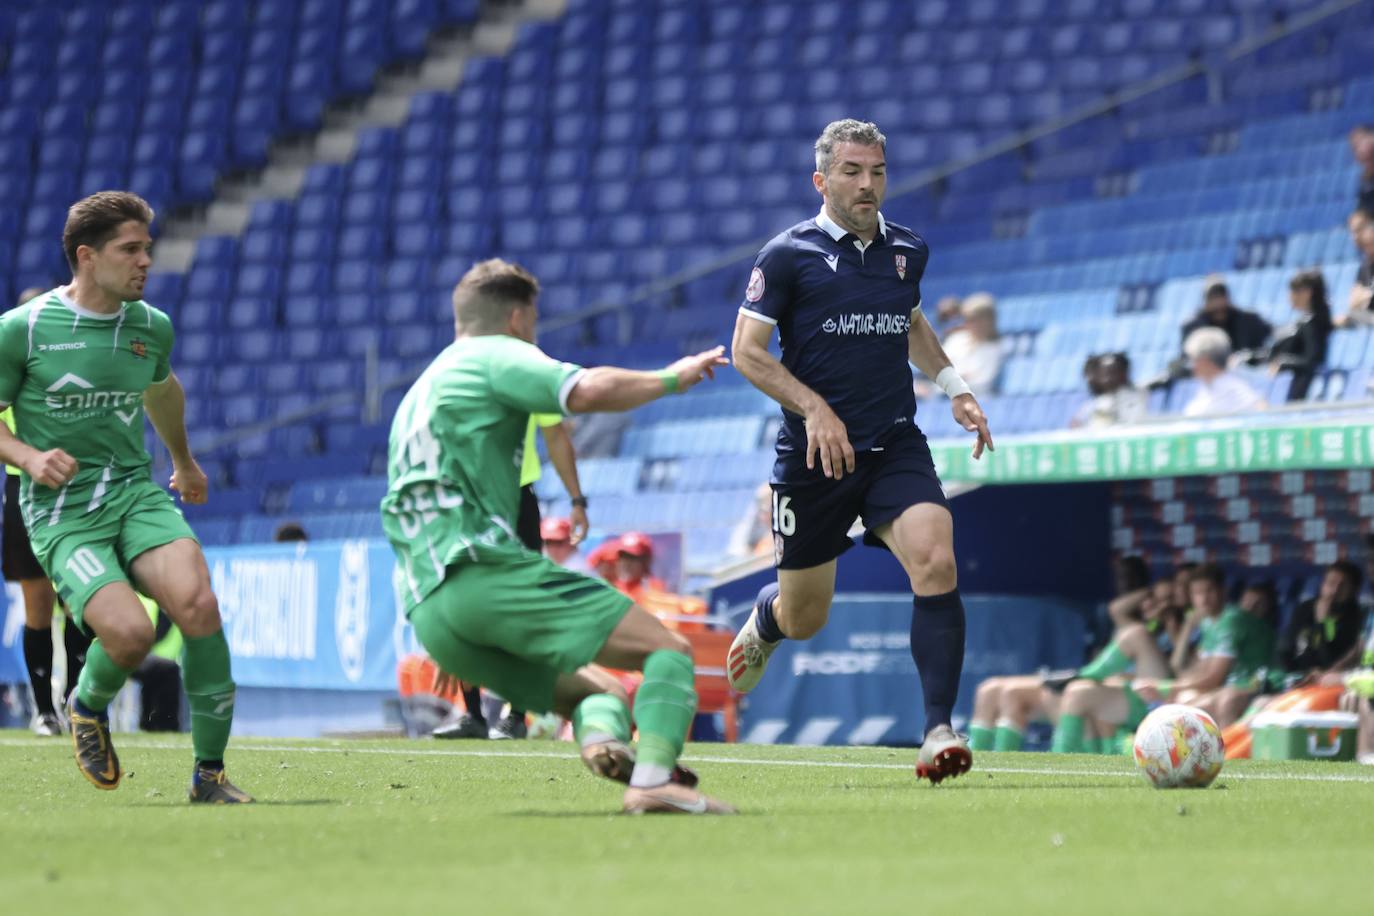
[895,254,907,280]
[745,267,765,303]
[129,338,147,359]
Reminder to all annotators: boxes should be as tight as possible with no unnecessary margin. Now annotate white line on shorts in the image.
[4,737,1372,784]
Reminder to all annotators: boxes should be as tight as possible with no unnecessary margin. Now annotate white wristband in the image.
[935,367,972,399]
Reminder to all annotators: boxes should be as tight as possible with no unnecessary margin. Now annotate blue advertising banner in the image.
[727,593,1091,746]
[0,583,24,687]
[208,539,417,692]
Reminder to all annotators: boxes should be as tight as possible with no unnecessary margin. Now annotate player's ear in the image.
[812,171,825,196]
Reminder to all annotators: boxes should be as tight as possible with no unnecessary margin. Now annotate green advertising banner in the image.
[930,418,1374,484]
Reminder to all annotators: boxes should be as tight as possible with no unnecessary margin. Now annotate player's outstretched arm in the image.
[732,313,855,479]
[565,346,728,414]
[144,373,208,504]
[907,310,994,459]
[0,418,77,489]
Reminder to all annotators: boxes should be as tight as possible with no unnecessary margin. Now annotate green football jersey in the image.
[1197,604,1275,688]
[382,334,583,613]
[0,289,173,528]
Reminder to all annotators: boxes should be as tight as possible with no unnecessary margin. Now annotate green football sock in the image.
[630,650,696,787]
[182,630,235,763]
[572,693,631,747]
[994,723,1023,752]
[1051,714,1086,754]
[1077,642,1131,681]
[1113,727,1135,756]
[968,722,995,751]
[75,640,134,713]
[1094,735,1116,755]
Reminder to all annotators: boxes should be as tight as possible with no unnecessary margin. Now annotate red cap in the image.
[540,517,572,542]
[617,532,654,559]
[587,540,618,567]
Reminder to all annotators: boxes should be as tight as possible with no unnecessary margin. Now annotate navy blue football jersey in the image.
[739,210,929,455]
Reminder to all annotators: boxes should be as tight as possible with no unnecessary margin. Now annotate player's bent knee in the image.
[1116,622,1146,645]
[104,615,156,662]
[1060,681,1094,714]
[177,589,223,637]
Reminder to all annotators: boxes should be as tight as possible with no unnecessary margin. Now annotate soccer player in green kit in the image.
[0,191,251,803]
[384,259,734,814]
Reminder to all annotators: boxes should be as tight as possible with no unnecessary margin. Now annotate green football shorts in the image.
[408,552,633,714]
[29,477,198,627]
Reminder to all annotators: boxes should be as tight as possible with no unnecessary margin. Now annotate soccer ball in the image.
[1131,704,1225,789]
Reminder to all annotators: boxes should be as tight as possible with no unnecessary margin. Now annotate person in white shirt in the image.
[1070,352,1149,428]
[1181,327,1266,417]
[939,292,1003,397]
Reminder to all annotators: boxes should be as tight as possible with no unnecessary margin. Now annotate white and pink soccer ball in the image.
[1132,704,1225,789]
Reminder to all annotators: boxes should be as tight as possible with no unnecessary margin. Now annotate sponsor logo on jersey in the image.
[822,254,840,272]
[895,254,907,279]
[745,267,765,302]
[820,313,911,337]
[37,342,87,352]
[129,338,147,359]
[43,373,142,424]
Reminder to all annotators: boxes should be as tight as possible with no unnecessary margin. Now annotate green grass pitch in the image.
[1,733,1370,916]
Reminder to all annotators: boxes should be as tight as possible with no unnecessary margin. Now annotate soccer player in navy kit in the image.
[728,120,994,783]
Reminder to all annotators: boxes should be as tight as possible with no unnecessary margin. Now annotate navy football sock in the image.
[910,589,966,734]
[753,582,784,642]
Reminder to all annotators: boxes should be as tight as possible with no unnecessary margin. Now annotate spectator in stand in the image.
[933,295,965,332]
[1181,327,1266,417]
[939,292,1002,397]
[615,532,666,604]
[1180,279,1272,355]
[1336,206,1374,328]
[1261,270,1333,400]
[727,482,774,561]
[273,521,308,542]
[1069,352,1149,428]
[1351,125,1374,212]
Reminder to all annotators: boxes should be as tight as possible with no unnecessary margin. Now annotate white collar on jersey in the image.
[57,286,124,321]
[815,207,887,246]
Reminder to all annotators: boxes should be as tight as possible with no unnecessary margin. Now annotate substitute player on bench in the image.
[728,120,993,783]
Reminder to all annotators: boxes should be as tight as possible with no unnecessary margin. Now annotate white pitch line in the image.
[4,738,1373,784]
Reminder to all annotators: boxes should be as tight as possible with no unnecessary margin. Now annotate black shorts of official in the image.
[2,474,44,581]
[770,425,949,570]
[517,484,543,552]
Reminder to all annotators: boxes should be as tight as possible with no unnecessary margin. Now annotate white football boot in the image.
[916,723,973,784]
[726,607,779,693]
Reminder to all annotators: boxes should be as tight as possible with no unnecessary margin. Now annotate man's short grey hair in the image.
[1183,326,1232,365]
[814,119,887,174]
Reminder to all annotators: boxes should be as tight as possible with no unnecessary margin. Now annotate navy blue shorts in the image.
[769,426,948,570]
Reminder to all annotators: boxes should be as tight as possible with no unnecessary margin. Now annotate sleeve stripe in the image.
[738,307,777,326]
[558,368,587,414]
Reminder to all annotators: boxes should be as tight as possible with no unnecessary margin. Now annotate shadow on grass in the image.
[123,798,341,808]
[506,809,765,818]
[823,781,1138,792]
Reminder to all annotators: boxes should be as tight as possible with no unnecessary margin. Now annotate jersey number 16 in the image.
[772,492,796,537]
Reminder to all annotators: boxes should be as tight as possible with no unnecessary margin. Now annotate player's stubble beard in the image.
[827,193,880,238]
